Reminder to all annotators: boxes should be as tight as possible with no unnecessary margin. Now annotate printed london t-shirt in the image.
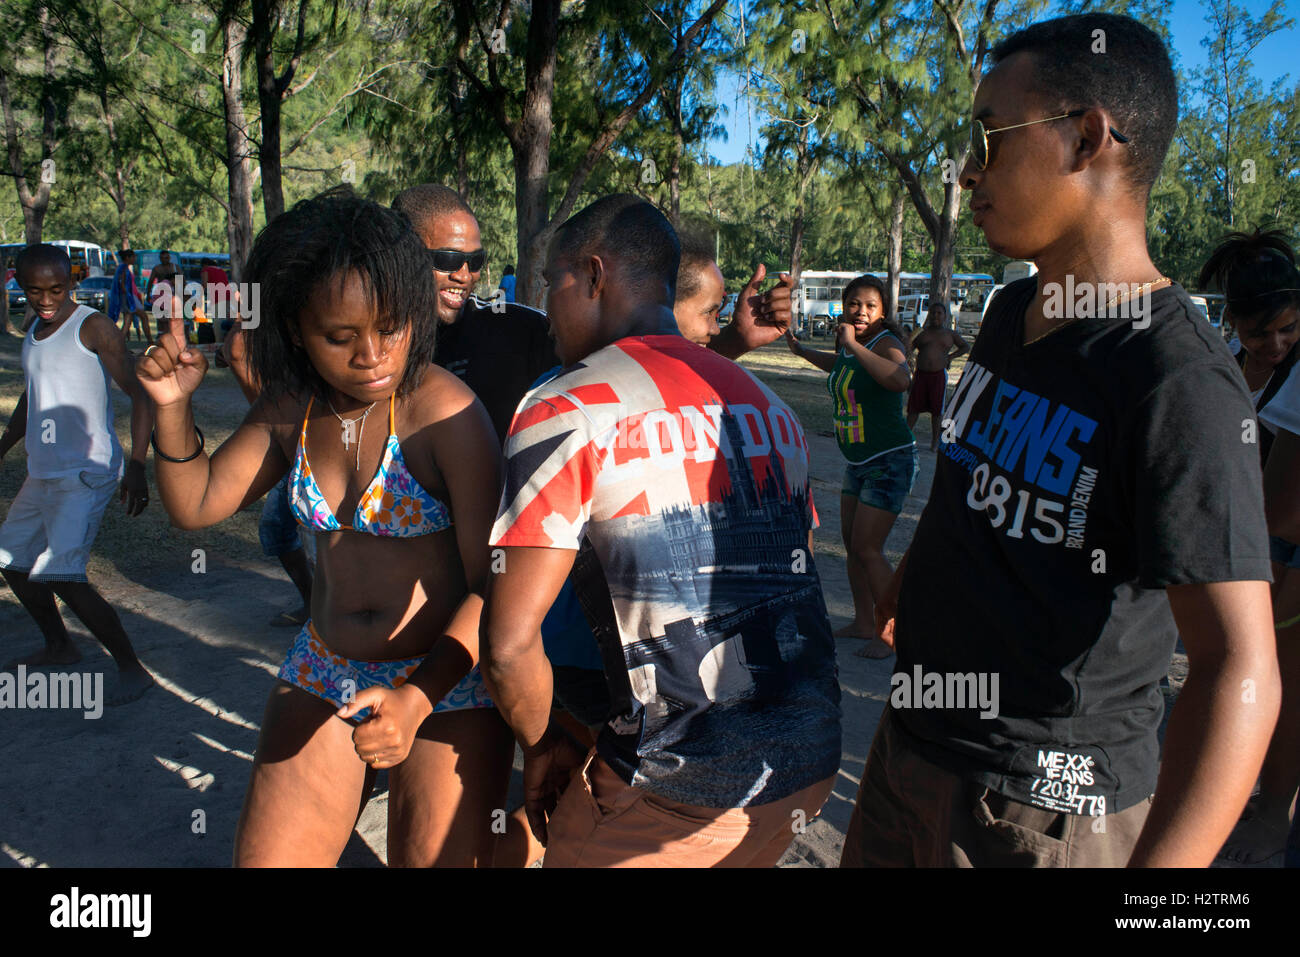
[894,278,1271,816]
[491,334,842,808]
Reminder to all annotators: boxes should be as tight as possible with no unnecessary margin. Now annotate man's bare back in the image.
[911,326,969,372]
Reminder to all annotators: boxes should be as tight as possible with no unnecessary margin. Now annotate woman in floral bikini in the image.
[136,188,514,866]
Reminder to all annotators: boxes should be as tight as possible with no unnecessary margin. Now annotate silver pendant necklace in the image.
[326,398,377,470]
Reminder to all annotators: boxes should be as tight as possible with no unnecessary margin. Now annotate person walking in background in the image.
[499,264,516,303]
[109,249,153,347]
[907,302,970,451]
[199,258,232,342]
[786,274,916,658]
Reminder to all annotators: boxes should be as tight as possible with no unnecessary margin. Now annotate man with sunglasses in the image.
[840,13,1280,868]
[394,184,557,445]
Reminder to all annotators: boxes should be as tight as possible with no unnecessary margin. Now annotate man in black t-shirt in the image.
[840,14,1280,868]
[393,184,557,445]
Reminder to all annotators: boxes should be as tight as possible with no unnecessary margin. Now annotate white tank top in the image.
[22,304,123,479]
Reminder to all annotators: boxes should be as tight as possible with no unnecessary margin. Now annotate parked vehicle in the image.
[73,275,115,313]
[6,277,26,314]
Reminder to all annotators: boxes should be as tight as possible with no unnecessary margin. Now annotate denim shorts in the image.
[1270,536,1300,570]
[259,474,302,558]
[842,446,918,515]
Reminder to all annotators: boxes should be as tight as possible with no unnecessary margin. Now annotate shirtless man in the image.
[906,303,969,451]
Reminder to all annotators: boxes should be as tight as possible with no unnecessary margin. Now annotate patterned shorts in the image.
[277,621,494,722]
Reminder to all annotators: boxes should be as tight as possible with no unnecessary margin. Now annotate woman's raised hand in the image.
[135,287,209,406]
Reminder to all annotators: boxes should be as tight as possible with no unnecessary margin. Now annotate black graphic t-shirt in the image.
[433,295,558,445]
[894,278,1271,815]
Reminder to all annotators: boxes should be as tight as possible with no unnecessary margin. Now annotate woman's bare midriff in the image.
[307,526,468,661]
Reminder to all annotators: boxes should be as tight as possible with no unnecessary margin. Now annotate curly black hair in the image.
[1197,226,1300,334]
[244,185,438,402]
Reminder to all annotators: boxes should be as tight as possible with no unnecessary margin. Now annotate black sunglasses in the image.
[429,248,486,273]
[971,109,1129,171]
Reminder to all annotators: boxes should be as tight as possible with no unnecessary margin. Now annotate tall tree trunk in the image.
[0,2,58,245]
[222,15,256,280]
[512,0,560,306]
[666,67,684,226]
[929,178,961,309]
[456,144,469,199]
[97,90,132,249]
[789,122,819,282]
[886,189,905,321]
[254,0,286,223]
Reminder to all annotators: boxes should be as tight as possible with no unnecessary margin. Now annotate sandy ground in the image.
[0,339,1273,868]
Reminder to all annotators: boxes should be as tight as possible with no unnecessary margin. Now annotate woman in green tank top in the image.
[787,274,918,658]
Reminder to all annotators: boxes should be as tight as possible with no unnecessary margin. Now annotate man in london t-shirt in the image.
[840,13,1280,868]
[481,195,840,868]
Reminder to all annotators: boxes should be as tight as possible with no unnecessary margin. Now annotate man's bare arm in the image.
[1126,580,1280,866]
[480,545,579,749]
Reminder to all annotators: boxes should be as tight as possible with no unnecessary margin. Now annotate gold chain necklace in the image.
[1025,276,1172,346]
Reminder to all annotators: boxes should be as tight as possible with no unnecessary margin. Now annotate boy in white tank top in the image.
[0,244,154,704]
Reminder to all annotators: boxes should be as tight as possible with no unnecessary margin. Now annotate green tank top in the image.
[826,330,915,464]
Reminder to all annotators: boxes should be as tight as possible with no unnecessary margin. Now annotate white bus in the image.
[49,240,117,281]
[796,271,862,336]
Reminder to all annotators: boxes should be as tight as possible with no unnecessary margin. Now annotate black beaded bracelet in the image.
[151,426,205,464]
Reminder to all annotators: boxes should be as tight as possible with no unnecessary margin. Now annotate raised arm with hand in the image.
[837,322,910,392]
[785,329,837,372]
[135,294,287,528]
[710,264,794,360]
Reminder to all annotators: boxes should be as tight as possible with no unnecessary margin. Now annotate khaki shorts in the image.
[0,471,118,582]
[543,750,834,868]
[840,708,1153,867]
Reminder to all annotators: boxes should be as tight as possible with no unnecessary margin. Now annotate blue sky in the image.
[707,0,1297,164]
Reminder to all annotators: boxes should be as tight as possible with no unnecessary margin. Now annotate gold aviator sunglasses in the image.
[971,109,1129,170]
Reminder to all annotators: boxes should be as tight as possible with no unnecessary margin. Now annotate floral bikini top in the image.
[289,394,452,537]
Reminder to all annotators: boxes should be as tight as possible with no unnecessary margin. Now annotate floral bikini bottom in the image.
[277,621,494,722]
